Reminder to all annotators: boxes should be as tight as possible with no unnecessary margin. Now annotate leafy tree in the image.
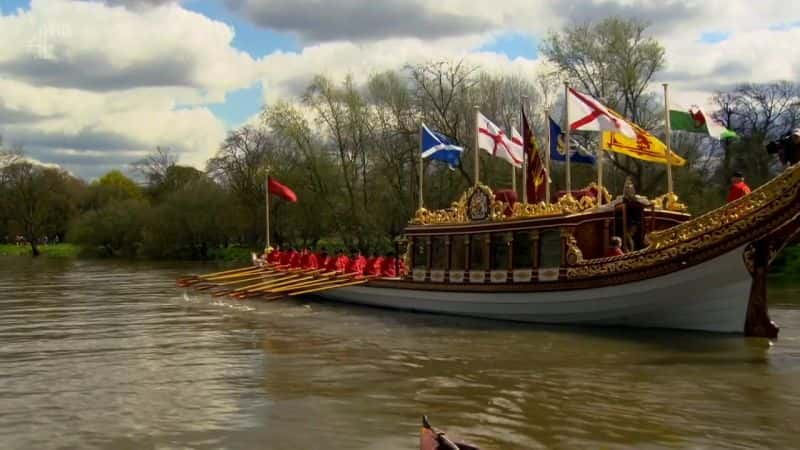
[0,162,82,255]
[68,198,147,257]
[83,169,143,210]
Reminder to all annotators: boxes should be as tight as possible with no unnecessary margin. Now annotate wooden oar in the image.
[245,275,319,293]
[288,277,370,296]
[178,265,260,283]
[231,274,303,293]
[267,273,356,294]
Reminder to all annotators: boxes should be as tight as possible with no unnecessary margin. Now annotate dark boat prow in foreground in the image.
[421,416,479,450]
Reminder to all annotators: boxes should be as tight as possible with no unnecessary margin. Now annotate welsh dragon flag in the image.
[669,106,737,140]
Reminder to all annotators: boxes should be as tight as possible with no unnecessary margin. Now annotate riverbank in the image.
[0,243,81,257]
[0,243,255,263]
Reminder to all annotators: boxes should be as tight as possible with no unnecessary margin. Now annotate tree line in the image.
[1,17,798,259]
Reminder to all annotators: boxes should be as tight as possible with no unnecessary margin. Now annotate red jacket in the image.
[346,255,367,274]
[381,257,397,277]
[335,255,350,273]
[267,250,282,264]
[279,251,295,266]
[365,257,384,276]
[289,252,302,268]
[727,181,751,202]
[605,247,624,257]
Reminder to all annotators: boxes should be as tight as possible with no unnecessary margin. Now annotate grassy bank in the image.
[0,243,82,257]
[0,243,256,263]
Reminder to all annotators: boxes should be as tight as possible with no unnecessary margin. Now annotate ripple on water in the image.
[2,258,800,449]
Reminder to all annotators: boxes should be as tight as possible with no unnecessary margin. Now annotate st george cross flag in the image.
[477,111,523,168]
[421,124,464,169]
[567,87,636,138]
[549,117,596,165]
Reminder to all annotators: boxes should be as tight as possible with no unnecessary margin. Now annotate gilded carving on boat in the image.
[410,183,609,225]
[652,192,689,212]
[568,165,800,279]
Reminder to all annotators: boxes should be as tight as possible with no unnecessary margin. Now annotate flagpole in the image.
[419,127,424,210]
[596,138,604,206]
[265,172,271,251]
[564,81,572,196]
[662,83,674,194]
[544,108,551,203]
[511,165,516,193]
[474,105,480,186]
[521,96,528,203]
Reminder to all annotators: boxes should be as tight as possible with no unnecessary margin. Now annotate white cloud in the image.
[1,0,798,178]
[0,0,258,177]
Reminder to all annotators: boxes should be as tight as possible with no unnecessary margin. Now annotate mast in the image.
[521,96,528,203]
[596,137,604,206]
[663,83,674,194]
[474,105,480,186]
[544,108,551,203]
[418,126,424,209]
[564,82,572,196]
[265,173,270,251]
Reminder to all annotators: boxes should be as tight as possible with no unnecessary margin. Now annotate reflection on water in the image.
[1,257,800,449]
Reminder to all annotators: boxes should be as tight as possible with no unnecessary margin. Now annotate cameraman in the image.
[767,129,800,166]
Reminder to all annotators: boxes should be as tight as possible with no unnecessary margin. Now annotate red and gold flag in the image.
[523,107,547,203]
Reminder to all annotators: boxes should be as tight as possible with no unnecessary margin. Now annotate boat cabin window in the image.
[512,231,534,268]
[470,234,489,271]
[413,237,428,269]
[539,229,562,268]
[450,235,466,270]
[431,236,447,270]
[490,232,510,270]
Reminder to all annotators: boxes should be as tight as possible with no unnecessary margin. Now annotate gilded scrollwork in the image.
[652,192,689,212]
[410,183,613,225]
[568,164,800,279]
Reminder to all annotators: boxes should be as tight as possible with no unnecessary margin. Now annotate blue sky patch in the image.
[207,82,264,128]
[185,0,299,58]
[478,32,538,60]
[698,31,731,43]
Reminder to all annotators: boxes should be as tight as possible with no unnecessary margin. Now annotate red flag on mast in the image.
[523,107,547,203]
[267,176,297,202]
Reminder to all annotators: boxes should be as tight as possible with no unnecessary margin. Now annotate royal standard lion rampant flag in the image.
[601,111,686,167]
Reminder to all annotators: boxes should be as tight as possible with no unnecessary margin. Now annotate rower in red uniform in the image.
[365,252,383,276]
[289,248,302,268]
[267,247,282,265]
[346,250,367,275]
[279,246,293,266]
[325,249,340,272]
[334,250,350,273]
[727,171,751,203]
[381,253,397,277]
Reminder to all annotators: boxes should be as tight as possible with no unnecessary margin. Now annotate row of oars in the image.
[176,264,372,301]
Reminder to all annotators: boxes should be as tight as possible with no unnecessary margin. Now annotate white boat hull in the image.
[319,245,752,333]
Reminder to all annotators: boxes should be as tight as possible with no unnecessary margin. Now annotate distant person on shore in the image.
[727,171,751,203]
[606,236,625,257]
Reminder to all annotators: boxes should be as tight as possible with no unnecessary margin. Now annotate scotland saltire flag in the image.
[421,124,463,170]
[549,117,596,165]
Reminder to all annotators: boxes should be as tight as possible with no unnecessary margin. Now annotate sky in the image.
[0,0,799,179]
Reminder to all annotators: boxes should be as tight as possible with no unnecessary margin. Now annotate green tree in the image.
[83,169,143,210]
[68,198,147,257]
[0,162,82,255]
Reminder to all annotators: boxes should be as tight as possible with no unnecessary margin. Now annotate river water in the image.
[1,257,800,449]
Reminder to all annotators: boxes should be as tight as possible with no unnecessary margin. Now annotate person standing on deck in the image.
[727,171,751,203]
[605,236,625,257]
